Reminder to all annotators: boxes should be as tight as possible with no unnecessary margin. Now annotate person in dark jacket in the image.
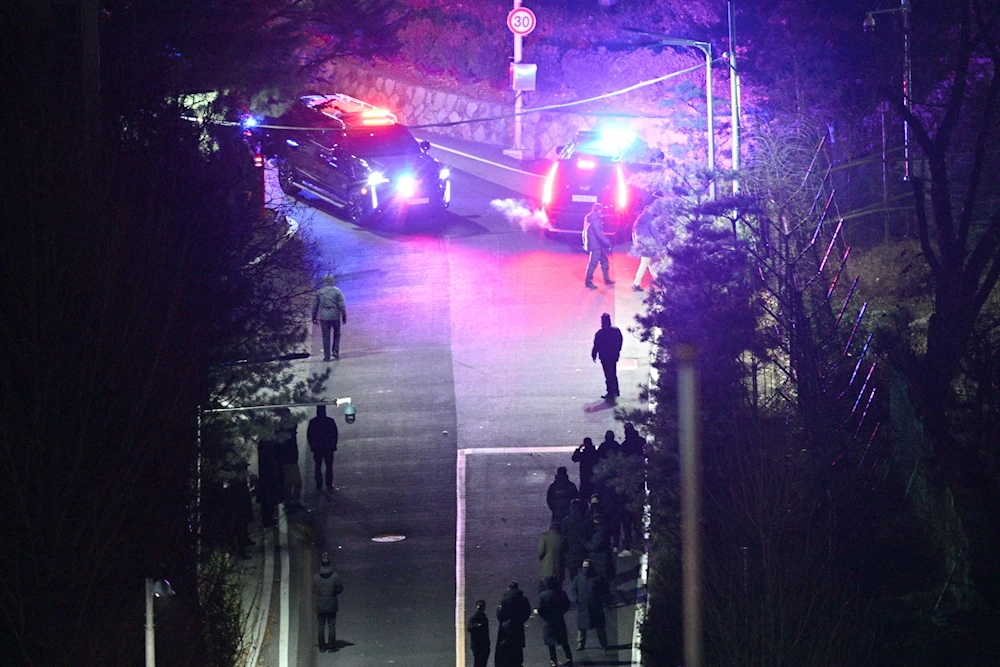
[307,405,339,492]
[468,599,491,667]
[537,576,573,667]
[314,553,344,652]
[546,467,579,523]
[538,521,568,591]
[572,560,610,650]
[595,431,623,551]
[495,581,532,667]
[587,514,615,587]
[620,423,644,458]
[583,203,614,289]
[256,436,280,527]
[561,499,591,582]
[273,407,302,508]
[571,438,599,500]
[597,430,621,462]
[591,313,623,400]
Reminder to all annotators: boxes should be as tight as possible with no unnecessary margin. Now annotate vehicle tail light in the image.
[576,158,597,171]
[542,162,559,207]
[253,152,264,168]
[616,164,628,210]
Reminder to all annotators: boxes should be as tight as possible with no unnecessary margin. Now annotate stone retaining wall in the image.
[312,61,681,160]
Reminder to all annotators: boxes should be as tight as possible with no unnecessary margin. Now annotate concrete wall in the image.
[312,61,680,160]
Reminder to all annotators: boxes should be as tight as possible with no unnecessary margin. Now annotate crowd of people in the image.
[469,423,647,667]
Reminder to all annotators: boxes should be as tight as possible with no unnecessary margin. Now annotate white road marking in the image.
[279,507,290,667]
[428,144,545,179]
[455,446,578,667]
[244,529,274,667]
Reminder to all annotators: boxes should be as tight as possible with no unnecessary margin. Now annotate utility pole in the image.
[728,0,741,194]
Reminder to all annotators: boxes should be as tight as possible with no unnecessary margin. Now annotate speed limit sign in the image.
[507,7,537,36]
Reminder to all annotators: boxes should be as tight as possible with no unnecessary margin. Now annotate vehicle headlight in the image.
[397,174,417,199]
[438,167,450,180]
[368,171,388,186]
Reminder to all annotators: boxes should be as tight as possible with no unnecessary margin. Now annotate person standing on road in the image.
[495,581,532,667]
[469,599,491,667]
[561,499,591,582]
[538,521,568,592]
[572,560,610,651]
[537,575,574,667]
[314,553,344,653]
[307,405,339,493]
[591,313,623,401]
[571,437,599,500]
[274,407,302,509]
[256,435,280,527]
[587,513,616,588]
[312,274,347,361]
[546,467,579,524]
[583,204,614,289]
[630,203,659,292]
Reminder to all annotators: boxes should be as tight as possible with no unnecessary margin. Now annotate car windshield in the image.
[342,125,420,157]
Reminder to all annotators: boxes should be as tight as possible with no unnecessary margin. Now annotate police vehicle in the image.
[540,128,641,242]
[255,94,451,225]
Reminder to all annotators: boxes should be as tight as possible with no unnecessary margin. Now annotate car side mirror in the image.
[419,140,431,152]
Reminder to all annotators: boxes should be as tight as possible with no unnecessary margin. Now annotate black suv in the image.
[259,94,451,224]
[540,129,642,241]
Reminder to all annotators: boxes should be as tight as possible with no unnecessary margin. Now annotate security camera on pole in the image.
[503,1,537,161]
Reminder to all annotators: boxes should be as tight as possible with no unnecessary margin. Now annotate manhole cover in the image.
[371,534,406,543]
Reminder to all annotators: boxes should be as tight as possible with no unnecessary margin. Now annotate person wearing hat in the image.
[583,203,614,290]
[314,553,344,652]
[571,560,609,651]
[495,581,532,667]
[312,274,347,361]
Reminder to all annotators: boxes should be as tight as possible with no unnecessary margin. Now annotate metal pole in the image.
[704,46,715,200]
[513,0,524,150]
[677,344,702,667]
[728,0,740,194]
[145,578,156,667]
[901,0,912,181]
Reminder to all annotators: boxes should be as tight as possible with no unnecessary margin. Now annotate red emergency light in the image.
[541,162,559,207]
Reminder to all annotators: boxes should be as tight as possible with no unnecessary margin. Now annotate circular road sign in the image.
[507,7,537,36]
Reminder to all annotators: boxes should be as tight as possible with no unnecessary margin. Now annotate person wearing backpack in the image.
[312,274,347,361]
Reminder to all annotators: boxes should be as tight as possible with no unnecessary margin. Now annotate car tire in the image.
[277,158,299,196]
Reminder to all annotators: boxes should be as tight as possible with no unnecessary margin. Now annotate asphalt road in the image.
[268,157,651,667]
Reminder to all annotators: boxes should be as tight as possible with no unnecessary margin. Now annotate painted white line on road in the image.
[279,508,290,667]
[428,143,545,179]
[455,445,580,667]
[244,529,274,667]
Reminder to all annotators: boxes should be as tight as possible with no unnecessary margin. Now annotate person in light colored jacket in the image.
[312,274,347,361]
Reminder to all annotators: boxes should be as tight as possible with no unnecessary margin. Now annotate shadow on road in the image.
[584,400,616,413]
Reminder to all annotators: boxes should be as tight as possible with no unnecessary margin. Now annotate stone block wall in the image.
[313,61,681,160]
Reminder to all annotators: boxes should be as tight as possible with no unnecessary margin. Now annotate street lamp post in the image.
[864,0,913,180]
[144,578,175,667]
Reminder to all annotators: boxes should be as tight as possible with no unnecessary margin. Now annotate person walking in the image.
[571,437,599,500]
[591,313,623,401]
[495,581,532,667]
[630,203,659,292]
[312,274,347,361]
[307,405,339,492]
[572,560,610,651]
[468,599,491,667]
[546,467,579,524]
[537,576,574,667]
[314,553,344,652]
[582,203,614,289]
[538,521,568,591]
[273,407,302,509]
[560,499,591,583]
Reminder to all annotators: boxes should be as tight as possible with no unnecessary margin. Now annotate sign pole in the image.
[513,0,523,151]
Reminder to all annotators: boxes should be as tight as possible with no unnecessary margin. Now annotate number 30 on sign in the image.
[507,7,537,36]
